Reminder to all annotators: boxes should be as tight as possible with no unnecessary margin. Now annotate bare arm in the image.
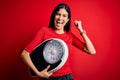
[20,50,53,78]
[74,20,96,54]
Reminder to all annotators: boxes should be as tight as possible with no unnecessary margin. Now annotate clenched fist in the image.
[74,20,84,33]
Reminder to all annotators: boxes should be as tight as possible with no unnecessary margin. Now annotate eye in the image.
[56,13,61,16]
[63,14,67,17]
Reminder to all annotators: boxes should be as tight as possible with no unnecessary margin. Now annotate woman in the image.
[21,3,96,80]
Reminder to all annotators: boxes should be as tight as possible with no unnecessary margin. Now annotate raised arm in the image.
[74,20,96,54]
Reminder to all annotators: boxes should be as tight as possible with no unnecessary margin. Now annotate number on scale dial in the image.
[43,40,64,64]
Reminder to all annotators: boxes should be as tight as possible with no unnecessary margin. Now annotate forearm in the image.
[80,31,96,54]
[74,20,96,54]
[20,50,39,75]
[21,50,53,78]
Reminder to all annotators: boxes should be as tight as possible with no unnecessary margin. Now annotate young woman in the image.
[21,3,96,80]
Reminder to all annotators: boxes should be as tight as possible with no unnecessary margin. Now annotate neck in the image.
[54,29,65,34]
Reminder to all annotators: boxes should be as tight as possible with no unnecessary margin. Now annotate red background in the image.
[0,0,120,80]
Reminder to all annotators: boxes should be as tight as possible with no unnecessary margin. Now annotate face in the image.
[54,8,69,31]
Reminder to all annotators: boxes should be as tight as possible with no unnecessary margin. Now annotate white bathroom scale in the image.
[29,38,68,76]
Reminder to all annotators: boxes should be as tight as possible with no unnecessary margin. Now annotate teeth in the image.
[57,21,63,24]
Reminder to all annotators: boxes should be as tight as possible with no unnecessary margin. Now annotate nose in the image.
[58,15,63,20]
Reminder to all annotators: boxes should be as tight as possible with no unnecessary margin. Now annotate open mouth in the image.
[55,21,64,27]
[57,21,64,24]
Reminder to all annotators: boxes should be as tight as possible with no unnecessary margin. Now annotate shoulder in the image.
[63,31,75,41]
[36,27,48,36]
[37,27,55,37]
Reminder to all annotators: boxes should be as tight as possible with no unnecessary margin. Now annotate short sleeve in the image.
[25,27,45,53]
[71,33,85,51]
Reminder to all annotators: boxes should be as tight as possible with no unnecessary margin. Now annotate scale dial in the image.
[43,39,64,64]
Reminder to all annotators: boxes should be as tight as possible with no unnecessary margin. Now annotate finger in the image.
[74,21,77,24]
[45,65,50,71]
[46,72,53,78]
[74,21,79,26]
[48,72,53,76]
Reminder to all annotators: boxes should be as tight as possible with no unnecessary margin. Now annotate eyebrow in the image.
[63,14,68,15]
[56,12,68,16]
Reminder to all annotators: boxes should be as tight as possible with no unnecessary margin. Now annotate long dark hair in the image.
[49,3,71,32]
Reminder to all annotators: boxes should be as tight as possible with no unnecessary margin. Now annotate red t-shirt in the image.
[25,27,85,76]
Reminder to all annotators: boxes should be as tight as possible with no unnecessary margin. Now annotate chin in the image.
[55,26,63,30]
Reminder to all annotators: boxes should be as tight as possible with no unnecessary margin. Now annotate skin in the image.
[74,20,96,54]
[21,8,96,79]
[54,8,69,34]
